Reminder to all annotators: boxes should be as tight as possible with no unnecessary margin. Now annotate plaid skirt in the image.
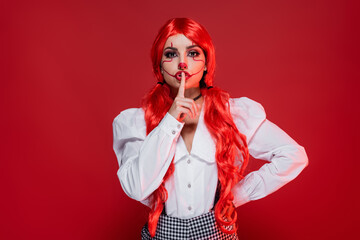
[141,211,239,240]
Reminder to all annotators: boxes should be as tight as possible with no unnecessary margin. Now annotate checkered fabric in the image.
[141,211,239,240]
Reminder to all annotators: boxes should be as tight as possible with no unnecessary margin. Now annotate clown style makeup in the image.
[161,34,207,96]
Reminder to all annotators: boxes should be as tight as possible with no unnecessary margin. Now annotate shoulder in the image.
[229,97,267,143]
[112,107,146,138]
[229,97,266,119]
[113,107,144,124]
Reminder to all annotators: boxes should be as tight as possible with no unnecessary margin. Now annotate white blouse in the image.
[112,97,308,219]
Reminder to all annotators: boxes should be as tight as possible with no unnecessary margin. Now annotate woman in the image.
[112,18,308,239]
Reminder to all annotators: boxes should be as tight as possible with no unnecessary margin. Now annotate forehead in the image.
[164,34,194,47]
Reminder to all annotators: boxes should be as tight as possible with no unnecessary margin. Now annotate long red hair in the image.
[141,18,249,237]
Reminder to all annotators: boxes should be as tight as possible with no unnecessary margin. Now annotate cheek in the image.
[161,58,177,71]
[189,57,206,69]
[192,55,206,63]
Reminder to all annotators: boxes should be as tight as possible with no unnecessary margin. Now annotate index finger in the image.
[177,72,185,97]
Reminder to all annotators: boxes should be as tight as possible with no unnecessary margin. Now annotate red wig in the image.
[141,18,249,237]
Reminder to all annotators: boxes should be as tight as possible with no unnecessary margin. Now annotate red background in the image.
[2,0,359,239]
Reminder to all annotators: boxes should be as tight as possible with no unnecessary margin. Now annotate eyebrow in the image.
[164,45,201,51]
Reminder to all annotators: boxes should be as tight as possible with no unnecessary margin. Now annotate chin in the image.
[186,80,201,88]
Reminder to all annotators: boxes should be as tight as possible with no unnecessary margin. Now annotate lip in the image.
[175,71,191,81]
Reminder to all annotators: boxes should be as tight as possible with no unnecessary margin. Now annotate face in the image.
[161,34,206,91]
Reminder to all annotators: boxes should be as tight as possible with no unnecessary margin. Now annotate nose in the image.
[178,62,188,70]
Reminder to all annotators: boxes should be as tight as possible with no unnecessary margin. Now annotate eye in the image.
[164,51,177,58]
[188,50,200,57]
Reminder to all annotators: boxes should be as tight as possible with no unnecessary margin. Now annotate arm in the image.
[230,98,309,207]
[112,108,184,202]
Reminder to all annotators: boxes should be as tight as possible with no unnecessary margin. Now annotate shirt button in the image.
[187,159,191,164]
[188,206,192,211]
[187,183,191,188]
[171,130,176,135]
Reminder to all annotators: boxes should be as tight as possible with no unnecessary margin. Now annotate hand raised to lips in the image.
[177,72,185,97]
[167,72,200,122]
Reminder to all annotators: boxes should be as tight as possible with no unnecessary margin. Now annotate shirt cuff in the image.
[158,112,185,136]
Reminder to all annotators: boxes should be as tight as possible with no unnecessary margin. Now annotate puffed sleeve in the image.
[229,97,309,207]
[112,108,185,204]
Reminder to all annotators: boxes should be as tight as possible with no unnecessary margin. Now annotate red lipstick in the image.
[175,71,190,81]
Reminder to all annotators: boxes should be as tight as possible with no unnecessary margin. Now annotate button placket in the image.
[186,156,194,213]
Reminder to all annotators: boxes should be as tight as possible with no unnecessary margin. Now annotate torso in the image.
[181,122,198,153]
